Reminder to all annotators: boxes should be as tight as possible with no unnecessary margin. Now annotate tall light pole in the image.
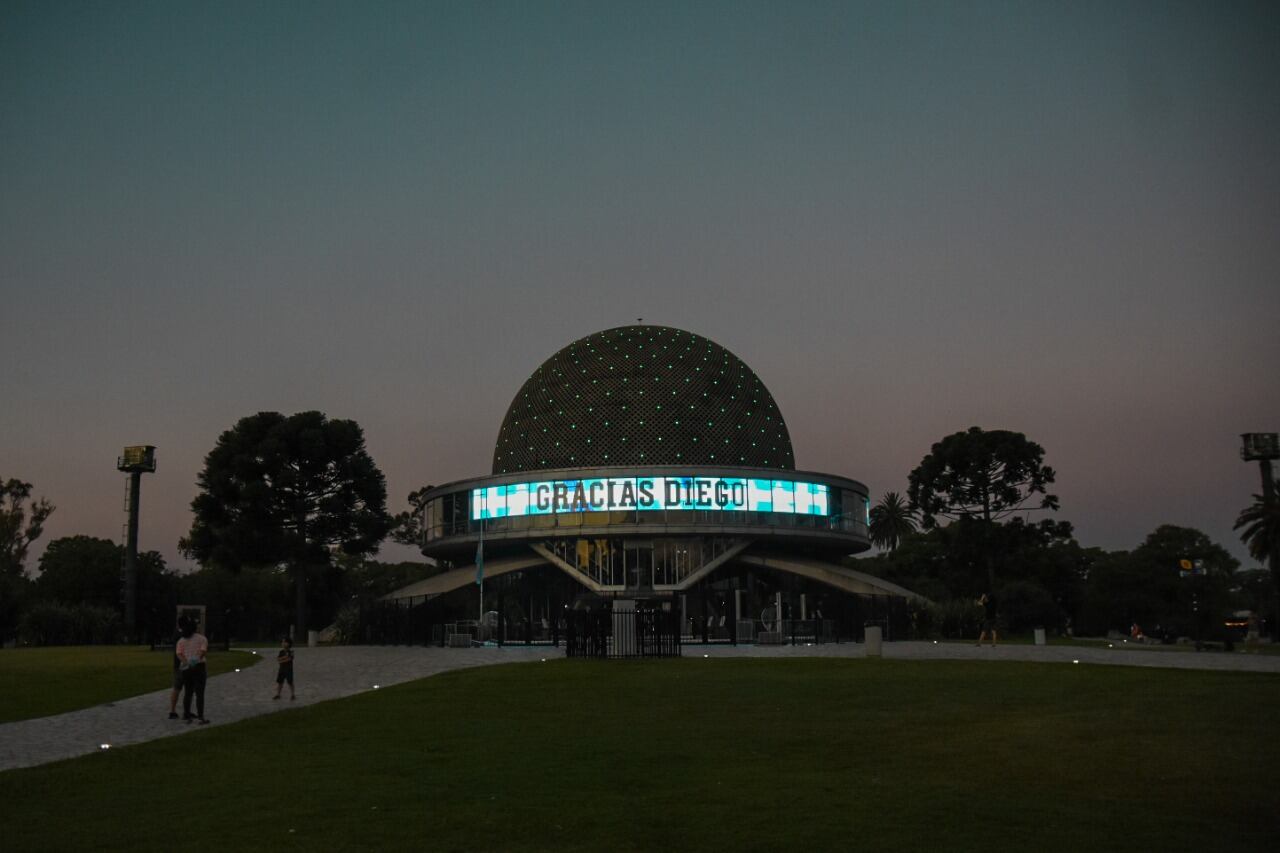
[1240,433,1279,641]
[117,445,156,644]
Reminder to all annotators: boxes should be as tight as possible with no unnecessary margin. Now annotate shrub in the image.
[330,601,363,645]
[925,598,982,639]
[19,602,123,645]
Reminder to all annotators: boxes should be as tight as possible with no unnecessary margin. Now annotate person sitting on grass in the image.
[273,636,295,700]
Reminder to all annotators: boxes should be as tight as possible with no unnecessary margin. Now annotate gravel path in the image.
[2,641,1276,773]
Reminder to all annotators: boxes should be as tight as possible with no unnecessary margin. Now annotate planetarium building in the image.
[380,325,920,653]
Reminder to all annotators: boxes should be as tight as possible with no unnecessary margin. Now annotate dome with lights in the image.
[492,325,794,474]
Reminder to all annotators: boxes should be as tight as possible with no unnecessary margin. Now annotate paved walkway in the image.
[0,645,549,772]
[2,641,1276,773]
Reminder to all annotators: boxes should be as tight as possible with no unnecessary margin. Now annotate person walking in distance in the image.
[976,592,998,648]
[177,616,210,724]
[273,636,295,700]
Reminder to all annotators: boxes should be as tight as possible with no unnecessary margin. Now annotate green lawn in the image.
[0,646,261,723]
[1,658,1276,853]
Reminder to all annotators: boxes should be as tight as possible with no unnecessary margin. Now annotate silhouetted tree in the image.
[869,491,917,551]
[34,535,170,609]
[1,477,54,578]
[183,411,392,636]
[1080,525,1238,641]
[1,477,54,641]
[1235,494,1280,563]
[1235,493,1280,640]
[389,486,433,547]
[907,427,1058,589]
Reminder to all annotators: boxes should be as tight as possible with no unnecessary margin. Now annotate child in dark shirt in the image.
[273,637,295,700]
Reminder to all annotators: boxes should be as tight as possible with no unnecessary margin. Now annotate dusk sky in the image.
[2,0,1277,571]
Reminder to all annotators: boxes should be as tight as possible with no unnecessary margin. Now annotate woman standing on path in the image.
[176,617,210,724]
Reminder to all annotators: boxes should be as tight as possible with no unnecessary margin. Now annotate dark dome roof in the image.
[492,326,794,474]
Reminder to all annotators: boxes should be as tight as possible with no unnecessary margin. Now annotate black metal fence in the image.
[565,606,682,659]
[353,591,908,650]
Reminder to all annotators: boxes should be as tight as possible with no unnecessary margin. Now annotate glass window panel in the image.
[528,481,554,515]
[794,483,813,515]
[810,483,829,516]
[718,477,747,511]
[506,483,529,517]
[772,480,795,514]
[749,479,773,512]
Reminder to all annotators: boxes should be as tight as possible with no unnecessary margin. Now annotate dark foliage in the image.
[869,491,917,551]
[33,536,173,616]
[19,602,123,646]
[183,411,392,632]
[907,427,1058,527]
[907,427,1059,590]
[390,487,433,547]
[859,519,1242,640]
[1,477,54,641]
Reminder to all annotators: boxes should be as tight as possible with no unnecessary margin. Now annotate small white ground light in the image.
[100,744,110,750]
[373,684,380,689]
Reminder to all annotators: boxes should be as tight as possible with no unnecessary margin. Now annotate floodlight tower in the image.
[117,446,157,643]
[1240,433,1279,640]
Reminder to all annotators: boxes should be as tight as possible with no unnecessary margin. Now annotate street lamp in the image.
[1179,558,1207,650]
[117,445,156,644]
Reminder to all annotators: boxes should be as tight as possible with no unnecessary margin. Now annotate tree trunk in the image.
[294,563,308,641]
[981,490,995,593]
[1261,459,1280,642]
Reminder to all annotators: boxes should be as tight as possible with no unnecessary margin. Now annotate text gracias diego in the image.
[472,475,831,520]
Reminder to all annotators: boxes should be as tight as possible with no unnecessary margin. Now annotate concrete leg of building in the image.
[865,625,882,656]
[613,599,636,657]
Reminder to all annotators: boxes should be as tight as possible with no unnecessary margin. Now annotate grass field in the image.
[0,646,261,723]
[1,657,1276,852]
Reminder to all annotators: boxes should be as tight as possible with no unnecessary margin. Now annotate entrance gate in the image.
[566,605,681,659]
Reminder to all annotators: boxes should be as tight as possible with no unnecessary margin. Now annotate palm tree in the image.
[1235,494,1280,564]
[869,491,917,552]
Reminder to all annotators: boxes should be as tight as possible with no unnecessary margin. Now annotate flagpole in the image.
[476,492,485,642]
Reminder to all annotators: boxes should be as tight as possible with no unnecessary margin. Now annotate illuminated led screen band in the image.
[471,476,831,520]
